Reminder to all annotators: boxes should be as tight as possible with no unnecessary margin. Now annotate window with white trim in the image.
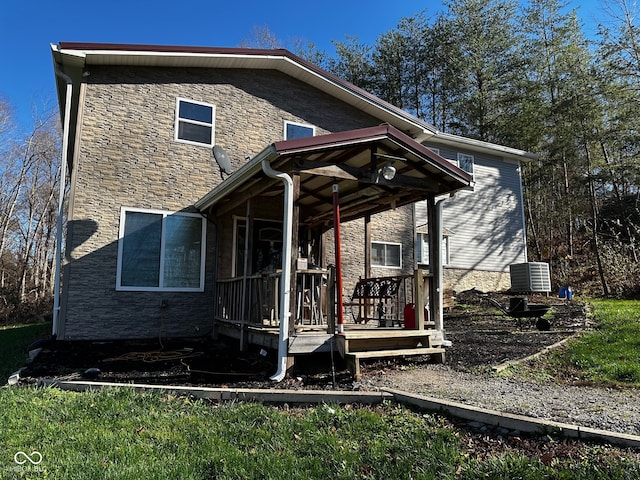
[117,208,206,291]
[457,153,474,175]
[284,120,315,140]
[416,233,450,266]
[371,241,402,268]
[175,98,215,147]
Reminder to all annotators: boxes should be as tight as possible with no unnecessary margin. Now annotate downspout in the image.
[262,159,293,382]
[517,162,528,263]
[52,65,73,338]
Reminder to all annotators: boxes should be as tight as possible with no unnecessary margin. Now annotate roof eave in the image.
[422,130,538,162]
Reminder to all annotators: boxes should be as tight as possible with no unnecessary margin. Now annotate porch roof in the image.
[195,125,473,227]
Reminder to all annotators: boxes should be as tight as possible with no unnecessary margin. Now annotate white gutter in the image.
[261,159,294,382]
[52,65,73,338]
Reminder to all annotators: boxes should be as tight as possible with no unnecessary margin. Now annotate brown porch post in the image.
[364,214,371,279]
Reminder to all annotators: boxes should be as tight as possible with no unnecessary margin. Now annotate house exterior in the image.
[50,43,534,363]
[415,142,530,293]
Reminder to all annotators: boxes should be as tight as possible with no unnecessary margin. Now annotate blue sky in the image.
[1,0,604,132]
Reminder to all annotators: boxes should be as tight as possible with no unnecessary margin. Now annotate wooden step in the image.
[347,347,445,359]
[344,347,446,380]
[337,329,437,356]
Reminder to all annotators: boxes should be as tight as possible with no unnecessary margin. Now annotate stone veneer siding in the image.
[59,66,379,340]
[444,268,511,293]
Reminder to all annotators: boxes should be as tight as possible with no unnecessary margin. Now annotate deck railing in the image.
[214,269,333,329]
[214,274,279,326]
[214,270,443,330]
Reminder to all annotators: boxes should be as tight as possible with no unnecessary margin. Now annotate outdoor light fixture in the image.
[380,162,397,181]
[373,153,406,182]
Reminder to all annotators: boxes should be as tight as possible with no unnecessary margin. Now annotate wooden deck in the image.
[215,320,446,380]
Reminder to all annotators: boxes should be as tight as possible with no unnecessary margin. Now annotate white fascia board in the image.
[51,43,87,68]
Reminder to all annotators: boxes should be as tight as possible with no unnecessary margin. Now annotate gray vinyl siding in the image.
[416,149,527,273]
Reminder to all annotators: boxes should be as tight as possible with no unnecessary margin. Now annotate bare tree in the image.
[0,103,61,322]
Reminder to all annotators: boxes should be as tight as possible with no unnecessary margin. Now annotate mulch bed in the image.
[20,291,589,390]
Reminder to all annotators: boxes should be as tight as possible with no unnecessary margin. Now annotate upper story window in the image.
[284,121,315,140]
[117,207,206,292]
[457,153,474,176]
[371,241,402,268]
[175,98,215,147]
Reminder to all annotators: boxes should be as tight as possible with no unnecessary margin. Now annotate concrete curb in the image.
[385,388,640,449]
[492,335,575,373]
[38,379,640,449]
[37,379,394,404]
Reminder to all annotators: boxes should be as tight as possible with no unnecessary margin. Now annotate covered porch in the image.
[195,125,472,380]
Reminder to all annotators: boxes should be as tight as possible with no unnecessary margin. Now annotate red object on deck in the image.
[403,303,429,329]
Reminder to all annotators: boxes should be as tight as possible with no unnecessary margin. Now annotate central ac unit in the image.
[509,262,551,293]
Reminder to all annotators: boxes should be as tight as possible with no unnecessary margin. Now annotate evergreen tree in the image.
[443,0,521,142]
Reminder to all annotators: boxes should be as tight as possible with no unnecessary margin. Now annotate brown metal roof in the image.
[196,125,472,228]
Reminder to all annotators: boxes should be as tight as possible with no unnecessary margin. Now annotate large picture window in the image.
[371,241,402,268]
[117,208,206,291]
[175,98,215,147]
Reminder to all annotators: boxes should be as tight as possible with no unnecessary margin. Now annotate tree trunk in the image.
[585,144,609,295]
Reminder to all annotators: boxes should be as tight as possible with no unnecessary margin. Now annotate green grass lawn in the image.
[0,387,638,479]
[0,322,51,382]
[542,299,640,386]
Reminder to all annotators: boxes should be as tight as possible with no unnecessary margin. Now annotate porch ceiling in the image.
[196,125,473,228]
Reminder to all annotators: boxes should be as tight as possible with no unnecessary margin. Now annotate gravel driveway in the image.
[357,293,640,437]
[360,363,640,436]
